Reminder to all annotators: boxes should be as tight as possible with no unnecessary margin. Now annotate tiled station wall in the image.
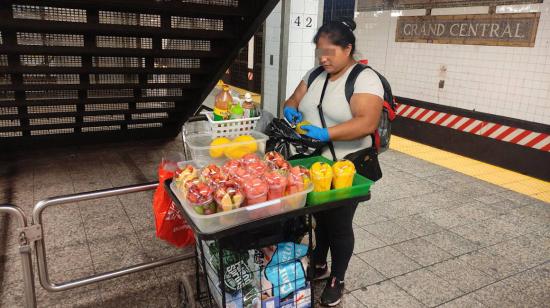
[355,2,550,126]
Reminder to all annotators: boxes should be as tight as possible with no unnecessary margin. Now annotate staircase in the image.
[0,0,278,148]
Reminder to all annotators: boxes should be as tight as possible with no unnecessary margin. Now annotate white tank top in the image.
[299,64,384,159]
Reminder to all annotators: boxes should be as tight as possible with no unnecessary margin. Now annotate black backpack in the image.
[306,64,397,153]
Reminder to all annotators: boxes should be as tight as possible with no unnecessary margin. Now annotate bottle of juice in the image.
[213,84,233,121]
[229,97,244,119]
[242,92,258,118]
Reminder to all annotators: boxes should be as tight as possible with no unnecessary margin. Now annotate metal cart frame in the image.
[165,178,370,307]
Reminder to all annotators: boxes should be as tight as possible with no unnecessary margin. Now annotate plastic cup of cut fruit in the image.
[186,181,215,215]
[247,161,268,178]
[243,177,268,205]
[241,153,262,166]
[311,171,332,192]
[214,181,244,212]
[265,171,288,200]
[222,159,242,174]
[332,161,356,189]
[286,166,310,194]
[232,167,253,186]
[189,198,217,215]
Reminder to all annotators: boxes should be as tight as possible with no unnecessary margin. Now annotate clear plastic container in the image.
[170,181,313,234]
[185,131,268,167]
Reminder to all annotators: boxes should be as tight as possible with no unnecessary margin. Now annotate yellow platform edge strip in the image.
[390,136,550,203]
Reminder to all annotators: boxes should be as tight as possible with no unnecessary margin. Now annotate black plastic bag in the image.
[265,118,326,159]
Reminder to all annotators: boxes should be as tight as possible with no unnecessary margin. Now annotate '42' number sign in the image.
[292,15,316,29]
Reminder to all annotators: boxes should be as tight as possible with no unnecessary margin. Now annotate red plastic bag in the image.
[152,161,195,247]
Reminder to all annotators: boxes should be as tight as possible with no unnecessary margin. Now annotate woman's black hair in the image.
[313,17,357,56]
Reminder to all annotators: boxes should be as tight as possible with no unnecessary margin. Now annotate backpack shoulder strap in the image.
[307,66,325,88]
[345,64,397,112]
[345,64,368,103]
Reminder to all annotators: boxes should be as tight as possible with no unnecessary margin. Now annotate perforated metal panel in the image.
[0,0,279,146]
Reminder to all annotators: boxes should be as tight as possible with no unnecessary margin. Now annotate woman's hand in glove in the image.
[283,107,303,125]
[301,125,330,142]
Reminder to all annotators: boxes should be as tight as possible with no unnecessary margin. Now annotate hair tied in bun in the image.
[341,21,352,30]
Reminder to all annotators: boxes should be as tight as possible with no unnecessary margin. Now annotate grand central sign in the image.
[358,0,543,11]
[396,13,539,47]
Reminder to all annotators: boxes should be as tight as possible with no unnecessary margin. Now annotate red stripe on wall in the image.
[494,127,516,141]
[425,111,440,123]
[447,116,463,128]
[398,105,411,116]
[407,107,420,117]
[481,124,503,137]
[468,121,485,135]
[457,118,476,131]
[435,113,452,126]
[510,130,532,144]
[525,133,548,148]
[396,103,549,152]
[415,109,431,121]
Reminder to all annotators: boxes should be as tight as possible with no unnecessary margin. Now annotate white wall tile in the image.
[304,0,319,15]
[290,28,303,43]
[291,0,305,14]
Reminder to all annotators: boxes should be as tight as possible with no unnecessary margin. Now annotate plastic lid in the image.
[333,159,356,175]
[247,161,268,177]
[243,177,268,197]
[186,181,213,205]
[200,164,228,187]
[264,170,288,187]
[222,159,242,174]
[214,180,244,206]
[241,153,262,166]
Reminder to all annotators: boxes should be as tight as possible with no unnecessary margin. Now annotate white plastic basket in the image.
[205,112,261,138]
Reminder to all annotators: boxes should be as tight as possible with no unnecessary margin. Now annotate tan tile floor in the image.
[1,136,549,307]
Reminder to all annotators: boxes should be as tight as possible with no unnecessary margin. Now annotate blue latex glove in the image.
[283,106,303,125]
[301,125,330,142]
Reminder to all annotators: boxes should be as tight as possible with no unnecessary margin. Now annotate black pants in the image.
[312,202,358,281]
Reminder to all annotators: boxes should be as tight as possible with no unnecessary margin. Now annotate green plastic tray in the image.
[289,156,374,206]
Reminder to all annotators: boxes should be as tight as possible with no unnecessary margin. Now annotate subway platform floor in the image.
[0,135,549,308]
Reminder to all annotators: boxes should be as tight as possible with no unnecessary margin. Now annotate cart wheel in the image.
[178,274,197,308]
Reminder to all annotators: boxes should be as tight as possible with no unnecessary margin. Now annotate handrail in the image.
[0,204,36,308]
[31,182,194,292]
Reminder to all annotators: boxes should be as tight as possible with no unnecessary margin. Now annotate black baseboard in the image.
[393,117,550,181]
